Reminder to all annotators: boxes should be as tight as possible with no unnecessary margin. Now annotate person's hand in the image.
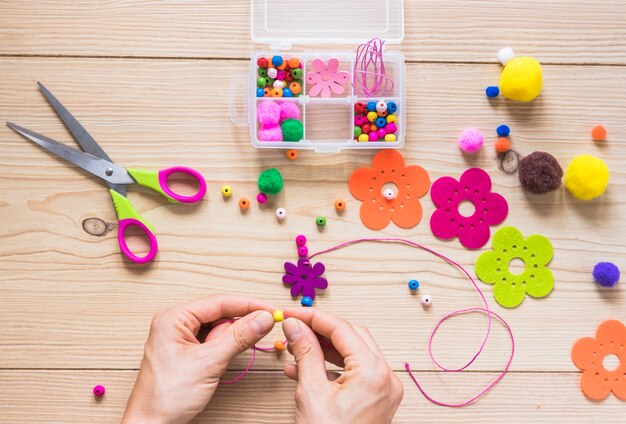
[122,294,276,424]
[281,308,404,424]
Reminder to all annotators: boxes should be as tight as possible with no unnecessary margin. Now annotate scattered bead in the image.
[93,385,105,397]
[286,148,298,160]
[421,294,432,306]
[274,340,286,351]
[239,198,250,210]
[257,192,268,204]
[497,124,511,137]
[221,185,232,198]
[376,101,387,113]
[593,262,620,288]
[486,86,500,98]
[295,235,307,246]
[495,137,510,153]
[298,246,309,257]
[387,101,398,114]
[273,310,284,322]
[301,296,313,307]
[334,199,346,212]
[383,188,396,200]
[316,216,327,226]
[591,124,606,141]
[275,207,287,220]
[408,279,420,290]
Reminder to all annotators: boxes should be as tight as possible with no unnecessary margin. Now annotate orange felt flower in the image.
[349,150,430,230]
[571,320,626,401]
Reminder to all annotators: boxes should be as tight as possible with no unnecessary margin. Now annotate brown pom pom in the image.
[518,151,563,194]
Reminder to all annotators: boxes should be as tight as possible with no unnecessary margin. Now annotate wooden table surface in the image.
[1,1,625,422]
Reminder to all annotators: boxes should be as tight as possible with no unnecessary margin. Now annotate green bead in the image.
[257,68,268,77]
[354,126,362,137]
[266,78,275,86]
[257,77,267,88]
[316,216,327,226]
[291,68,303,79]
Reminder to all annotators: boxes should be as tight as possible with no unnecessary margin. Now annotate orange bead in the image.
[277,62,287,70]
[274,340,285,350]
[334,199,346,212]
[263,87,271,97]
[288,58,300,68]
[591,124,606,141]
[270,87,283,97]
[239,198,250,210]
[286,149,298,160]
[495,137,510,153]
[289,82,301,95]
[377,110,388,117]
[370,124,378,131]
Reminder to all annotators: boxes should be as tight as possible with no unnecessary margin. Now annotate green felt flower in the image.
[476,226,554,308]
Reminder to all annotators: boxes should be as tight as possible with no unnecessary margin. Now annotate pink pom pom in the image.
[458,128,484,153]
[258,125,283,141]
[279,101,300,121]
[257,101,281,126]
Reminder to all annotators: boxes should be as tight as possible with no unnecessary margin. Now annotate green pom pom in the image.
[258,168,284,195]
[281,119,303,142]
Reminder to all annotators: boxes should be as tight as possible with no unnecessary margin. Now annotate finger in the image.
[353,325,385,361]
[284,307,373,365]
[282,318,328,388]
[204,310,275,362]
[284,364,341,382]
[184,294,275,326]
[287,338,344,368]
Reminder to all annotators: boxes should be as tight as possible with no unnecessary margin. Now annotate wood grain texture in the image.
[1,1,626,64]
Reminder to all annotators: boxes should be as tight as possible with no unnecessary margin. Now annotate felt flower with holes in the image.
[282,258,328,299]
[306,58,350,98]
[430,168,508,249]
[476,226,554,308]
[349,150,430,230]
[571,320,626,401]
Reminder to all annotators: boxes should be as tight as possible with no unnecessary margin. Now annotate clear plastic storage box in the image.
[243,0,406,153]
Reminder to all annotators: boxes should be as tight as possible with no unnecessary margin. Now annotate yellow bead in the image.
[273,310,284,322]
[357,134,369,142]
[221,185,232,197]
[385,134,397,142]
[367,111,378,122]
[386,114,397,123]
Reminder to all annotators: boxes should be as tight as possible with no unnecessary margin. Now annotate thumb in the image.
[282,318,328,387]
[208,310,275,364]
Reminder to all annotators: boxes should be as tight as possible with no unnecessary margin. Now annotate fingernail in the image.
[283,318,302,343]
[251,311,275,336]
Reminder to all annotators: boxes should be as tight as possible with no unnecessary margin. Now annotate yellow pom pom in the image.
[499,56,542,102]
[273,310,284,322]
[564,155,609,200]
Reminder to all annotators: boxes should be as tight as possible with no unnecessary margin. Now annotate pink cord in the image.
[308,238,514,407]
[354,38,394,97]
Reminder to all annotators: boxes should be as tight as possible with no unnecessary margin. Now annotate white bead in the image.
[376,101,387,113]
[273,80,285,89]
[383,189,396,200]
[421,294,432,306]
[497,47,516,65]
[267,68,278,79]
[275,208,287,220]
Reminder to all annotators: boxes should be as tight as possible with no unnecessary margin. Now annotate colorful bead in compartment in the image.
[256,56,304,98]
[354,100,398,142]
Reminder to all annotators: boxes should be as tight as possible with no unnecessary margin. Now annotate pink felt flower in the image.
[306,58,350,98]
[430,168,508,249]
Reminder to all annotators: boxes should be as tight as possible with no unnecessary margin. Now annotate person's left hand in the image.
[122,294,276,424]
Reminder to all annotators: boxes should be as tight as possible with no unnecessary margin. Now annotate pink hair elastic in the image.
[354,38,394,97]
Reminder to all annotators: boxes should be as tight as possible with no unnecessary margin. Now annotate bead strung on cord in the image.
[354,38,394,97]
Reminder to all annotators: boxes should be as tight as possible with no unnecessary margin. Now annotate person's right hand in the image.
[281,308,403,424]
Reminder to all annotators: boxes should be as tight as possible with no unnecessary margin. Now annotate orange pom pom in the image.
[591,125,606,141]
[495,137,511,153]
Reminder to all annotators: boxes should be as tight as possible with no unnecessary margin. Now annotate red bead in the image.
[354,102,366,114]
[257,57,268,68]
[361,123,371,134]
[285,73,294,82]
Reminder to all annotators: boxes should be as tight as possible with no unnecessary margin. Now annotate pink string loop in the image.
[354,38,394,97]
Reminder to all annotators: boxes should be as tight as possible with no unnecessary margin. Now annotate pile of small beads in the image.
[256,56,304,98]
[354,100,399,142]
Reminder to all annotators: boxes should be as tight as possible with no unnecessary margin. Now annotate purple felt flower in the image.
[282,258,328,299]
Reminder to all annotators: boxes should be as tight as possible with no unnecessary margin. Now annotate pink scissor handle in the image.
[118,218,159,264]
[158,166,207,203]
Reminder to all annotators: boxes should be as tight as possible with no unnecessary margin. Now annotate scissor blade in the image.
[37,82,113,162]
[7,122,135,185]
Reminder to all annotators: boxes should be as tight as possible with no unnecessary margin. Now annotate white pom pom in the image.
[497,47,516,65]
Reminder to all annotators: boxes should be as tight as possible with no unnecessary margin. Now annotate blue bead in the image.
[282,88,293,97]
[387,101,398,114]
[301,296,313,307]
[256,88,265,97]
[497,124,511,137]
[271,56,283,66]
[408,280,420,290]
[375,117,387,127]
[486,86,500,98]
[367,101,377,112]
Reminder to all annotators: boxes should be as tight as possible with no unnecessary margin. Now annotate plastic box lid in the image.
[251,0,405,49]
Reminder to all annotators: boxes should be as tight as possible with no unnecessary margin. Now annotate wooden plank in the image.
[0,57,624,373]
[0,370,621,423]
[0,1,625,64]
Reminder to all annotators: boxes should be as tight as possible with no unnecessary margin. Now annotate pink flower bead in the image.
[377,128,387,138]
[296,235,307,246]
[257,192,268,204]
[93,385,105,397]
[354,115,367,126]
[298,246,309,257]
[369,131,379,141]
[277,70,286,80]
[386,122,397,134]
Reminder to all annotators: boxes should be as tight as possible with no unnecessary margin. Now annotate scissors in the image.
[7,82,207,264]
